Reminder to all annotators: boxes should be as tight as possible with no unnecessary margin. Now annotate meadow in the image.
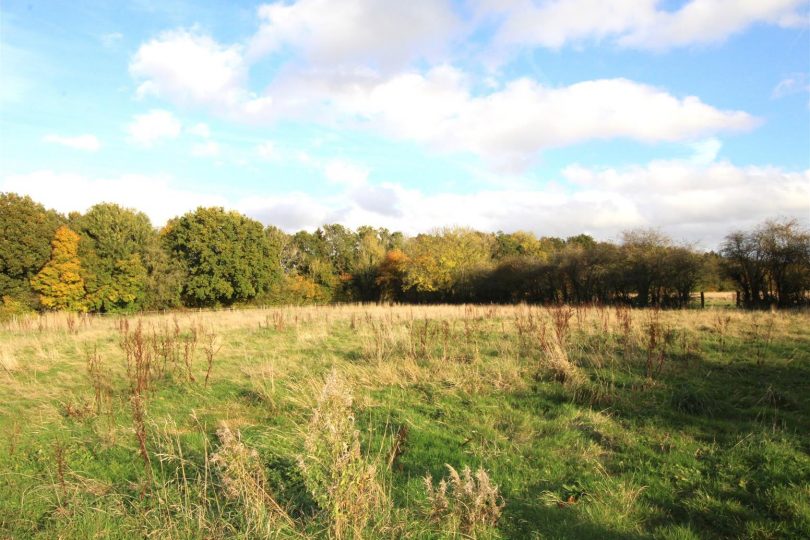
[0,303,808,539]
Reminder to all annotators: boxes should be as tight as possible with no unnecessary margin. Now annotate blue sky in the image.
[1,0,808,248]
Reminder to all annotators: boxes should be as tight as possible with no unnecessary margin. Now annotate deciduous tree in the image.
[0,193,63,305]
[30,225,86,310]
[164,207,280,306]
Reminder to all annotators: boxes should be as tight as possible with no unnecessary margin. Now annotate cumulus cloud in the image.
[562,160,810,244]
[127,13,761,167]
[300,70,756,169]
[247,0,460,68]
[42,134,101,152]
[126,109,182,146]
[618,0,807,50]
[130,28,277,119]
[1,170,225,225]
[4,156,807,247]
[240,157,809,248]
[477,0,808,51]
[323,159,369,187]
[239,193,333,231]
[130,29,249,110]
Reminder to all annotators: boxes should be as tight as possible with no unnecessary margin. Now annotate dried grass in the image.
[424,464,504,537]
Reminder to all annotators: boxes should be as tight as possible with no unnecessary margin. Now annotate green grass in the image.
[0,305,808,539]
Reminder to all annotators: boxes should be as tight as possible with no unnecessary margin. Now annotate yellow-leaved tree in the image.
[30,225,86,311]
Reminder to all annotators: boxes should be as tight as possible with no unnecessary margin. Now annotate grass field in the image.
[0,304,808,539]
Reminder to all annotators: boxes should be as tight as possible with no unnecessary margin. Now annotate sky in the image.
[1,0,809,249]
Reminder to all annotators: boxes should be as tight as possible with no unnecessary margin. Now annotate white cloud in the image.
[237,157,809,248]
[477,0,808,51]
[187,122,211,137]
[126,109,182,146]
[127,23,758,167]
[618,0,808,50]
[125,25,757,167]
[191,140,220,157]
[42,134,101,152]
[1,170,225,225]
[130,29,248,109]
[562,160,810,244]
[5,156,807,247]
[772,72,810,99]
[476,0,656,50]
[238,193,332,231]
[248,0,460,68]
[323,159,369,187]
[302,70,756,169]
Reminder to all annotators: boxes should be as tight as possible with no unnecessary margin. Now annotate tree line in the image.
[1,192,808,314]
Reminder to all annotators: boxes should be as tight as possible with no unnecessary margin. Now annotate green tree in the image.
[71,203,155,312]
[0,193,63,305]
[493,231,546,260]
[620,229,672,307]
[141,236,184,310]
[30,225,86,310]
[164,207,280,306]
[721,219,810,307]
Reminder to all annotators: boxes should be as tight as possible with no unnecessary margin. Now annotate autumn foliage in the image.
[30,225,86,311]
[2,192,809,313]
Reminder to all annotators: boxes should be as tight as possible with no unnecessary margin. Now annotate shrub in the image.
[210,424,295,535]
[299,371,385,538]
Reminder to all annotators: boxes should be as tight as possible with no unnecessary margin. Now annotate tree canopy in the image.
[0,193,63,305]
[164,207,280,307]
[71,203,155,312]
[30,225,86,311]
[2,192,808,312]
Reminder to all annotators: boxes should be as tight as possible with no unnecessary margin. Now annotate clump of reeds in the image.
[119,320,153,476]
[182,323,199,382]
[461,317,482,363]
[210,424,295,534]
[713,313,732,354]
[424,464,504,537]
[387,425,409,472]
[86,346,110,415]
[514,308,540,357]
[614,305,633,355]
[751,314,776,366]
[150,321,181,379]
[539,304,583,384]
[0,346,18,374]
[65,313,78,335]
[406,318,435,362]
[362,319,395,365]
[201,329,221,388]
[53,440,69,508]
[644,309,673,380]
[299,370,384,538]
